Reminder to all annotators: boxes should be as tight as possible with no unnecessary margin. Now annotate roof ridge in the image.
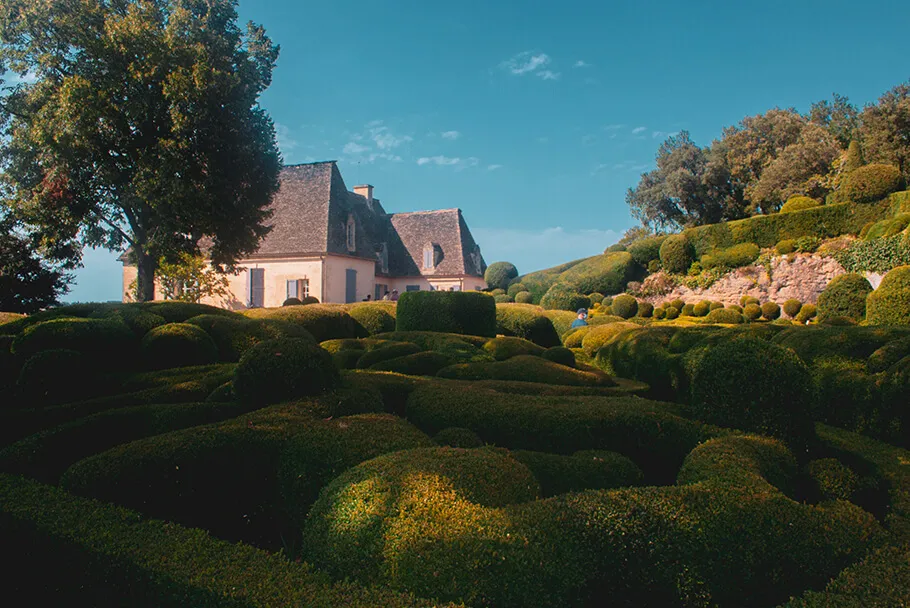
[391,208,460,216]
[282,160,337,168]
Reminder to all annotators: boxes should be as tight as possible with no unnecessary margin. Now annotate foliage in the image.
[610,294,638,319]
[783,299,803,318]
[539,284,591,312]
[282,298,302,306]
[834,164,903,204]
[701,242,760,269]
[154,253,231,304]
[11,316,134,364]
[495,304,561,347]
[780,196,821,213]
[659,234,694,273]
[396,291,496,337]
[705,308,744,324]
[233,338,340,406]
[437,355,614,387]
[0,0,281,301]
[637,301,654,318]
[482,336,545,361]
[808,93,860,148]
[15,349,97,406]
[507,282,528,298]
[493,294,512,303]
[186,315,313,362]
[140,323,218,370]
[796,303,818,324]
[858,81,910,183]
[511,449,643,497]
[514,291,533,304]
[580,322,639,357]
[356,342,422,369]
[761,301,781,321]
[626,235,667,266]
[542,346,576,367]
[243,305,362,342]
[795,235,822,253]
[817,273,873,323]
[844,140,865,173]
[347,303,397,336]
[776,239,797,254]
[369,352,457,376]
[433,427,484,448]
[866,265,910,325]
[0,215,70,313]
[835,234,910,273]
[484,261,519,290]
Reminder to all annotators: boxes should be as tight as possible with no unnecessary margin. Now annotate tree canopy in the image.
[0,215,70,313]
[0,0,282,301]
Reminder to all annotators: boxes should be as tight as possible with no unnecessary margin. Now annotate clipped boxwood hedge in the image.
[817,273,873,323]
[16,349,99,406]
[836,163,903,204]
[368,352,457,376]
[482,336,545,360]
[659,234,694,273]
[539,284,591,312]
[437,355,615,387]
[627,235,667,267]
[511,449,643,497]
[780,196,820,213]
[242,305,362,341]
[495,304,561,347]
[610,294,638,319]
[11,317,135,364]
[347,303,397,335]
[186,315,315,362]
[866,265,910,325]
[233,338,340,406]
[396,291,496,337]
[141,323,219,370]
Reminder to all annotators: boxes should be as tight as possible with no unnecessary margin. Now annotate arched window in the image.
[346,214,356,252]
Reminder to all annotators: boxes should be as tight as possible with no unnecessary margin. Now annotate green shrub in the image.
[511,449,643,497]
[493,294,512,303]
[485,262,519,290]
[233,338,340,406]
[659,234,694,273]
[665,306,680,319]
[796,303,818,324]
[282,297,302,306]
[562,326,590,348]
[206,381,235,402]
[781,196,820,213]
[539,284,591,312]
[653,307,666,320]
[604,243,626,252]
[867,336,910,373]
[433,427,484,448]
[16,349,98,406]
[637,301,654,318]
[692,301,710,317]
[728,304,743,313]
[776,239,797,254]
[703,242,761,269]
[507,282,528,298]
[495,304,561,347]
[347,303,396,335]
[610,294,638,319]
[438,355,615,387]
[301,296,320,305]
[588,314,625,325]
[795,235,822,253]
[835,233,910,273]
[491,288,506,296]
[761,301,781,321]
[396,291,496,337]
[681,303,695,317]
[587,292,604,305]
[580,322,639,357]
[744,303,762,321]
[140,323,218,370]
[483,336,545,361]
[836,163,903,204]
[817,273,873,323]
[357,342,422,369]
[627,235,667,267]
[242,305,361,341]
[542,346,575,367]
[740,295,760,307]
[670,298,686,310]
[806,458,860,502]
[514,291,533,304]
[772,325,910,365]
[684,338,815,445]
[186,315,314,362]
[138,301,236,323]
[705,308,744,324]
[369,351,457,376]
[11,317,135,364]
[783,299,802,318]
[553,252,638,295]
[866,265,910,325]
[373,331,490,361]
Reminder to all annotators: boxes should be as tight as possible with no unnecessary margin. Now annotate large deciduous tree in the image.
[809,93,860,148]
[0,0,281,301]
[0,215,70,313]
[859,81,910,182]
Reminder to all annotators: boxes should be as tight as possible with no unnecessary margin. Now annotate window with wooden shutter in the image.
[249,268,265,307]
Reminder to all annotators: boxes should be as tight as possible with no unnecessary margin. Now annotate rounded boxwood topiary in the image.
[491,288,506,296]
[347,303,396,335]
[587,292,605,305]
[705,308,744,324]
[795,303,818,324]
[776,239,797,255]
[433,427,484,448]
[865,265,910,325]
[761,301,781,321]
[16,349,98,405]
[740,295,760,307]
[514,291,533,304]
[11,317,135,364]
[493,294,513,303]
[692,301,710,317]
[637,301,654,318]
[780,196,820,213]
[627,235,667,267]
[496,304,561,347]
[301,296,320,305]
[783,299,802,318]
[484,261,519,290]
[665,306,680,320]
[743,303,762,321]
[837,163,903,204]
[817,273,873,323]
[670,298,686,311]
[728,304,743,313]
[681,303,695,317]
[542,346,576,367]
[611,294,638,319]
[506,282,528,298]
[140,323,219,370]
[540,284,591,312]
[709,301,724,311]
[659,234,694,274]
[282,297,303,306]
[653,307,666,320]
[685,337,815,445]
[233,338,340,406]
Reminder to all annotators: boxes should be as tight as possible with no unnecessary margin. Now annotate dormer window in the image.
[346,214,356,252]
[423,242,439,270]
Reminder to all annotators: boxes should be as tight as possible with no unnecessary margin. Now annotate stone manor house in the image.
[121,161,488,308]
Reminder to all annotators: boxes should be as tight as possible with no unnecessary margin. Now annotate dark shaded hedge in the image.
[817,273,873,323]
[495,304,561,347]
[16,349,99,406]
[396,291,496,337]
[369,352,457,376]
[866,265,910,325]
[511,449,643,497]
[772,325,910,365]
[141,323,219,370]
[186,314,315,362]
[0,474,447,608]
[542,346,576,367]
[11,317,135,365]
[433,427,484,448]
[437,355,614,387]
[233,338,340,407]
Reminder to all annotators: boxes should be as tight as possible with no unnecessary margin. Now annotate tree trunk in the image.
[136,250,156,302]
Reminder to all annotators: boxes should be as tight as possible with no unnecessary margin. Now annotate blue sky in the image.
[66,0,910,302]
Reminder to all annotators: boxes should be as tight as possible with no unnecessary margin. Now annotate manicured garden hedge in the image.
[495,303,561,347]
[866,265,910,325]
[396,291,496,337]
[243,305,363,341]
[141,323,219,369]
[539,284,591,312]
[437,355,614,387]
[511,449,643,497]
[186,314,315,362]
[233,338,340,406]
[817,273,873,323]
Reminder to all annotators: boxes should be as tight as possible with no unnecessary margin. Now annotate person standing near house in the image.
[363,294,372,301]
[390,289,399,301]
[382,290,390,300]
[570,308,588,328]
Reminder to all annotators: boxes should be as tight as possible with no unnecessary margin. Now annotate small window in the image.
[249,268,265,308]
[423,247,434,269]
[406,285,420,292]
[346,215,356,252]
[288,279,308,299]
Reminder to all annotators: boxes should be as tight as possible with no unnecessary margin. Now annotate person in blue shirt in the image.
[570,308,588,328]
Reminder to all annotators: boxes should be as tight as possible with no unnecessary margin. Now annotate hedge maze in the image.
[1,294,908,607]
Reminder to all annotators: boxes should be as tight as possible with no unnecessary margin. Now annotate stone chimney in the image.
[354,185,373,209]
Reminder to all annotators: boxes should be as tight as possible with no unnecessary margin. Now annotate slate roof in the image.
[237,161,485,277]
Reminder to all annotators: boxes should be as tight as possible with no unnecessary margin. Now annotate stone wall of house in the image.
[642,253,850,306]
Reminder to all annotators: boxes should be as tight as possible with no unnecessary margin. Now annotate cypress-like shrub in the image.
[140,323,218,370]
[396,291,496,337]
[780,196,820,213]
[783,299,803,318]
[539,284,591,312]
[611,294,638,319]
[865,265,910,325]
[836,164,903,204]
[233,338,340,406]
[761,302,781,321]
[659,234,693,274]
[817,273,873,323]
[484,262,518,290]
[744,304,762,321]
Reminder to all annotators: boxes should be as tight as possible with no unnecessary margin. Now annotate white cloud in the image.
[417,155,478,169]
[369,125,412,150]
[501,51,551,75]
[275,123,298,152]
[632,126,647,134]
[441,130,461,140]
[472,226,621,275]
[487,164,503,171]
[343,141,370,155]
[537,70,560,81]
[573,60,591,68]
